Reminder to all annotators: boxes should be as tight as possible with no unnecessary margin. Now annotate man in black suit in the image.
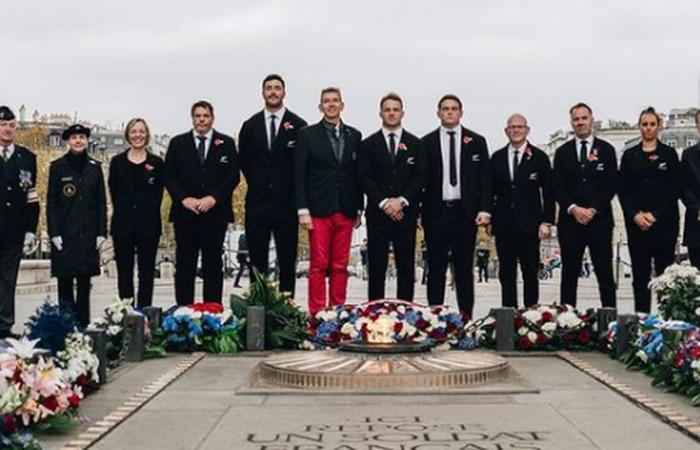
[358,93,427,301]
[554,103,617,308]
[682,110,700,269]
[421,95,492,318]
[0,106,39,338]
[239,74,307,295]
[491,114,555,308]
[294,87,363,315]
[165,101,239,305]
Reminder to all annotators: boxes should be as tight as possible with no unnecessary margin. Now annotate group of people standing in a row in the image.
[1,73,700,337]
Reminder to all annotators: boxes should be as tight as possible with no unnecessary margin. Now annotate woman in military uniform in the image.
[618,107,680,313]
[47,124,107,326]
[108,118,164,308]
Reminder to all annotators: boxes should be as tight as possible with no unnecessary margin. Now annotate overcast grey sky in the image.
[3,0,700,146]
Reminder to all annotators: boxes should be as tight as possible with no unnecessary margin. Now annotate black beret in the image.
[0,106,15,121]
[61,124,91,140]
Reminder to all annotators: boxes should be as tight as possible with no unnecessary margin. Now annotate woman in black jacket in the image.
[108,118,164,308]
[619,107,680,313]
[47,124,107,326]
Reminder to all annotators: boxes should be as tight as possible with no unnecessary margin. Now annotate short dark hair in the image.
[638,106,662,125]
[320,87,342,102]
[262,73,285,89]
[569,102,593,116]
[380,92,403,109]
[437,94,462,111]
[191,100,214,117]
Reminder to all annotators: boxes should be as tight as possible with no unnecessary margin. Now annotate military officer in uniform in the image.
[0,106,39,338]
[47,124,107,326]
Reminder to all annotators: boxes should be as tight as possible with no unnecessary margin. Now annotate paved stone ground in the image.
[17,273,697,449]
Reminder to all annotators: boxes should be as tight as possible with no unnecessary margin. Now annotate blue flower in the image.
[317,321,338,339]
[457,335,476,350]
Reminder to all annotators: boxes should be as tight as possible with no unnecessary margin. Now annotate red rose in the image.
[68,393,81,409]
[415,319,428,330]
[214,138,224,147]
[41,395,60,412]
[463,136,473,145]
[541,312,553,322]
[283,121,294,130]
[690,347,700,359]
[144,163,154,172]
[397,142,408,151]
[188,303,224,314]
[518,336,531,350]
[674,354,686,369]
[649,154,659,162]
[536,333,548,345]
[562,332,575,342]
[514,317,525,328]
[394,322,404,334]
[2,414,17,435]
[578,330,590,344]
[433,306,443,314]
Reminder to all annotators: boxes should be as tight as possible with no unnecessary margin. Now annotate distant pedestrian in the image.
[234,233,249,288]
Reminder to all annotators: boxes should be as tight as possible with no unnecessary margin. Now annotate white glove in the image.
[96,236,106,250]
[23,233,37,256]
[52,236,63,251]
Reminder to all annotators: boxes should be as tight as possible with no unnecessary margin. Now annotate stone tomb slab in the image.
[90,355,700,450]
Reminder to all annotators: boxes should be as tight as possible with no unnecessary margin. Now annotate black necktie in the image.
[269,114,277,150]
[448,131,457,187]
[197,136,206,164]
[512,150,519,182]
[580,140,588,169]
[389,132,397,161]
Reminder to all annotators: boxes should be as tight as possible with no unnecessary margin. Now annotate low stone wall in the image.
[17,260,51,286]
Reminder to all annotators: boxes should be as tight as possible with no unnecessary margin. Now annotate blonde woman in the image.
[108,118,164,308]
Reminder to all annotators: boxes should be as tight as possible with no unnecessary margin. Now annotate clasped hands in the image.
[382,198,405,222]
[182,196,217,215]
[571,205,597,226]
[634,211,657,231]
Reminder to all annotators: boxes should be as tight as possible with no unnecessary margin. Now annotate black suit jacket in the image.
[357,129,427,225]
[619,141,680,226]
[553,137,617,226]
[491,143,555,236]
[294,120,363,218]
[164,130,239,224]
[0,144,39,244]
[108,151,165,237]
[421,126,492,224]
[682,144,700,246]
[239,109,307,217]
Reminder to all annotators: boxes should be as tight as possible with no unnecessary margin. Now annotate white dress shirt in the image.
[507,142,527,181]
[192,129,214,160]
[265,107,286,148]
[440,125,462,201]
[575,135,594,162]
[378,127,408,208]
[1,143,15,160]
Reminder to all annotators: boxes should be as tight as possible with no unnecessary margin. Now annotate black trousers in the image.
[496,230,540,308]
[0,242,22,335]
[58,275,91,327]
[627,221,677,313]
[234,258,248,287]
[477,262,488,282]
[558,218,616,308]
[113,230,159,309]
[689,247,700,270]
[367,217,417,301]
[174,218,227,305]
[425,206,477,317]
[245,209,298,295]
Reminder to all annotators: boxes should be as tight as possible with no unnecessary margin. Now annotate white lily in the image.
[6,337,43,360]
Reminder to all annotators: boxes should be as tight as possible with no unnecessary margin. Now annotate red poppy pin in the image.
[283,121,294,130]
[463,136,473,145]
[524,147,533,159]
[648,154,659,162]
[397,142,408,151]
[587,149,598,162]
[214,139,224,147]
[144,163,154,172]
